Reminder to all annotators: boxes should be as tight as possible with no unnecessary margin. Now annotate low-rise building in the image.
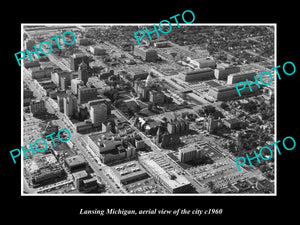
[133,46,158,62]
[187,57,216,69]
[141,158,192,193]
[90,46,106,55]
[208,83,261,101]
[110,161,149,185]
[227,70,257,84]
[65,155,87,172]
[180,68,214,82]
[214,64,241,80]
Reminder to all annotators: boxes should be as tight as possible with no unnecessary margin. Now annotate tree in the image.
[207,181,221,193]
[203,105,216,115]
[220,102,229,111]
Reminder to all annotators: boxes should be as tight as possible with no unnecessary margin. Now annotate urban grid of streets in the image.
[22,25,275,194]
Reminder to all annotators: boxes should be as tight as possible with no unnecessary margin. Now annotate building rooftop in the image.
[112,161,148,181]
[72,170,88,180]
[65,155,86,167]
[143,158,190,190]
[185,68,213,75]
[228,70,256,78]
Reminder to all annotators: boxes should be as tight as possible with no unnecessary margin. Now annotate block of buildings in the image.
[25,154,66,187]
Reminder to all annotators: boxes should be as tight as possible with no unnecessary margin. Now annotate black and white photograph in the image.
[20,24,276,196]
[3,4,298,221]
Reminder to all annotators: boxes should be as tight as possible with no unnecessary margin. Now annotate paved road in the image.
[111,105,206,193]
[24,71,126,194]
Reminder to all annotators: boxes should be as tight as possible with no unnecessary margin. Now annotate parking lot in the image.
[124,177,166,194]
[187,158,252,189]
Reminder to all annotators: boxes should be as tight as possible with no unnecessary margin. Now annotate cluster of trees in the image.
[241,100,258,114]
[220,102,230,111]
[199,105,224,119]
[258,101,274,121]
[103,89,119,103]
[207,181,221,193]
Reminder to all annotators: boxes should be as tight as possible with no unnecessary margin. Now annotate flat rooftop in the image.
[143,158,190,190]
[65,155,86,167]
[112,161,148,181]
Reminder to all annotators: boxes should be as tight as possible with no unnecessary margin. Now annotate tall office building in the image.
[178,144,203,163]
[78,87,98,104]
[78,61,90,85]
[57,93,67,112]
[88,99,111,115]
[71,78,84,95]
[51,71,73,88]
[207,117,219,133]
[63,94,77,117]
[70,54,89,71]
[90,103,107,125]
[30,100,46,116]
